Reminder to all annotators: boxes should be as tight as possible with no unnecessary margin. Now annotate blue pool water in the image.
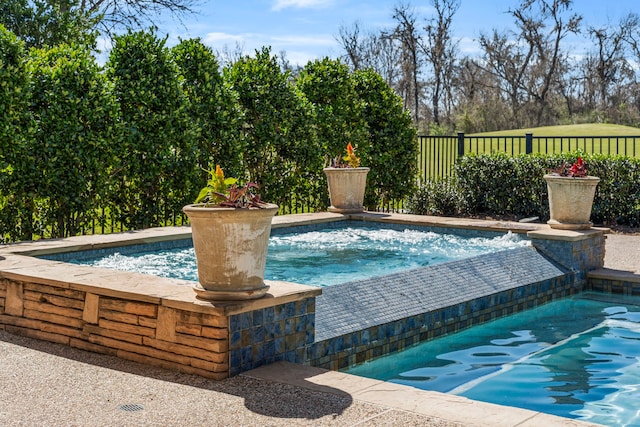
[73,225,529,286]
[346,292,640,427]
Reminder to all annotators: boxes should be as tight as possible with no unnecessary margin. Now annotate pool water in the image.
[346,292,640,427]
[75,225,529,286]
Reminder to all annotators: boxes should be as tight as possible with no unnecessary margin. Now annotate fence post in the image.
[457,132,465,157]
[525,133,533,154]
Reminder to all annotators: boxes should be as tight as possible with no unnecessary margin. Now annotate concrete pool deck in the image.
[1,215,638,426]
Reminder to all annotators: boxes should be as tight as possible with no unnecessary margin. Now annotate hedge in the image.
[0,29,419,243]
[407,152,640,227]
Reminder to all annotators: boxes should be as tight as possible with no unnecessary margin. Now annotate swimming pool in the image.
[67,222,530,286]
[346,292,640,427]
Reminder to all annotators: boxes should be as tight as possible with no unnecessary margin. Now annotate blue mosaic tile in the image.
[274,337,285,354]
[230,331,242,349]
[241,346,252,365]
[264,306,275,323]
[252,325,265,342]
[285,302,296,317]
[252,309,263,326]
[230,349,242,368]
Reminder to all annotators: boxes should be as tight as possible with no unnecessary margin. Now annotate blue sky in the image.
[147,0,640,66]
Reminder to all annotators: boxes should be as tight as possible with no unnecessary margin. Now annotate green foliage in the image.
[406,177,459,216]
[454,152,640,226]
[353,68,418,209]
[106,29,198,228]
[0,25,32,242]
[455,153,550,218]
[0,0,98,49]
[224,47,323,210]
[171,38,244,176]
[296,57,368,162]
[26,43,120,237]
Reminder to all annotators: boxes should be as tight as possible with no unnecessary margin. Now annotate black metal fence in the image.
[418,132,640,181]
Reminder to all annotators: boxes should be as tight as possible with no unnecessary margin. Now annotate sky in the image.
[143,0,640,66]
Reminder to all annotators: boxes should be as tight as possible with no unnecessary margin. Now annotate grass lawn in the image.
[418,123,640,180]
[466,123,640,157]
[471,123,640,137]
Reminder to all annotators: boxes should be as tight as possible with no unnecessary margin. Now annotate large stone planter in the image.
[323,167,370,213]
[543,174,600,230]
[182,203,278,300]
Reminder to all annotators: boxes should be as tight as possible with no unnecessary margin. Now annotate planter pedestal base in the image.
[193,283,270,301]
[546,219,593,231]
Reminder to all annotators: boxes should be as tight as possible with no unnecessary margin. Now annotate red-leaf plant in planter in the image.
[544,157,600,230]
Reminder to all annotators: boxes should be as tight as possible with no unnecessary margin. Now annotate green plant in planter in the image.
[328,142,361,168]
[195,165,268,208]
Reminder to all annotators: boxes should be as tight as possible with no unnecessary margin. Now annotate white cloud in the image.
[271,34,335,47]
[203,31,248,44]
[271,0,334,11]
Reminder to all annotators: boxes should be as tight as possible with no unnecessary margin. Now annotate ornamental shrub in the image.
[296,57,369,163]
[106,29,198,228]
[353,68,418,209]
[453,152,640,226]
[26,43,120,237]
[406,177,459,216]
[0,25,32,242]
[171,38,244,177]
[224,47,322,211]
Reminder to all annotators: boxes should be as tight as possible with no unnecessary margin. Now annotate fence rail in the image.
[418,133,640,181]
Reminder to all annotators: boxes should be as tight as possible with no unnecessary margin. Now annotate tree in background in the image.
[421,0,459,128]
[0,0,98,49]
[106,29,197,228]
[0,0,196,48]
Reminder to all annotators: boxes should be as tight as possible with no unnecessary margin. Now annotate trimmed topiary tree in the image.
[296,57,369,208]
[0,25,33,242]
[171,38,244,177]
[26,42,120,237]
[353,68,418,209]
[224,47,322,211]
[106,29,198,229]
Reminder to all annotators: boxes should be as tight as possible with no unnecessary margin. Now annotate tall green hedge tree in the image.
[353,68,418,209]
[296,57,369,208]
[171,38,244,177]
[106,29,197,228]
[224,47,322,211]
[296,57,369,163]
[0,25,33,242]
[26,43,120,237]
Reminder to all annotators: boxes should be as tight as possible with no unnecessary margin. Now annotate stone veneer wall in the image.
[0,254,320,380]
[0,276,230,379]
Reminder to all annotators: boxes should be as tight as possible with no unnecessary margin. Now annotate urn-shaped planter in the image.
[182,203,278,301]
[323,167,370,213]
[543,174,600,230]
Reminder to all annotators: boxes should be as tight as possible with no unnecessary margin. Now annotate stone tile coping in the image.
[588,268,640,283]
[244,361,604,427]
[0,253,320,316]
